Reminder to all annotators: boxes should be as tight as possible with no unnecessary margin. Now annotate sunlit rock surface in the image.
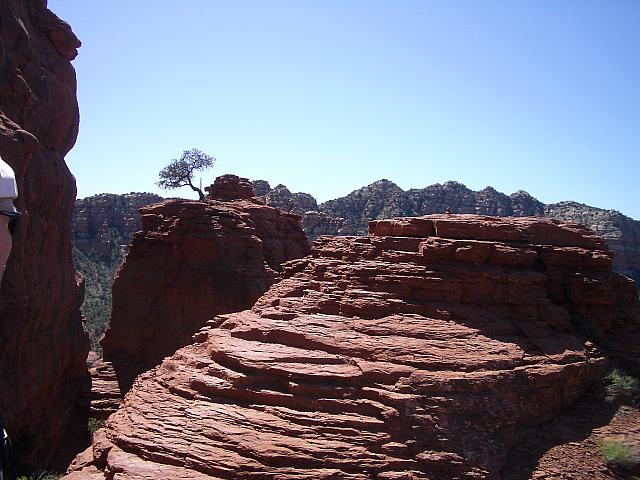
[66,215,639,479]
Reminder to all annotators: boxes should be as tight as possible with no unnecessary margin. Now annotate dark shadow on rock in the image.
[501,388,620,479]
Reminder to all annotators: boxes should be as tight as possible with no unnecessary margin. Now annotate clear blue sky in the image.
[48,1,640,218]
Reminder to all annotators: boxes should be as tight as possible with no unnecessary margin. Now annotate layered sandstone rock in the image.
[317,180,640,283]
[301,210,354,240]
[73,192,163,260]
[0,1,89,469]
[67,215,640,479]
[250,179,640,282]
[545,201,640,283]
[99,177,309,396]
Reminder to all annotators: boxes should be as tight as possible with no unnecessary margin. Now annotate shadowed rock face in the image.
[65,215,640,479]
[99,178,310,394]
[0,0,89,469]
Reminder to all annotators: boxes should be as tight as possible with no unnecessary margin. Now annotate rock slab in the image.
[67,215,640,479]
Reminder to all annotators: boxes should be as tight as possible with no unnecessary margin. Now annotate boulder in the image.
[66,215,640,479]
[206,174,257,202]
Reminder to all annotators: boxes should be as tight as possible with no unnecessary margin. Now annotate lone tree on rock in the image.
[157,148,215,201]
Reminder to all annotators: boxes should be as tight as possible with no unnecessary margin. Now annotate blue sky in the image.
[48,1,639,218]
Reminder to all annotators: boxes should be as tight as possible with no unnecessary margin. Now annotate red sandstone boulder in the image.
[0,1,89,470]
[205,173,258,201]
[99,192,309,396]
[65,215,640,479]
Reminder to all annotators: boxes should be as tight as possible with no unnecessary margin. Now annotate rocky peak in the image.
[251,179,271,197]
[253,181,319,214]
[510,189,545,216]
[205,173,257,201]
[98,192,310,394]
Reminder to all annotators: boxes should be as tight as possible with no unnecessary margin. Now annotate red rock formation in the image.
[0,1,89,470]
[99,178,309,395]
[73,192,164,259]
[206,174,257,201]
[65,215,640,479]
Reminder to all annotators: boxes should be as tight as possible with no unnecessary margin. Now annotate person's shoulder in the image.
[0,157,18,199]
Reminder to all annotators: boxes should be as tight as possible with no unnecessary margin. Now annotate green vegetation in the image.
[598,437,633,467]
[157,148,215,201]
[73,235,125,353]
[87,417,105,435]
[16,472,61,480]
[604,368,640,404]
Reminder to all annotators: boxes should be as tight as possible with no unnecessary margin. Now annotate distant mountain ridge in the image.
[254,179,640,282]
[318,179,546,232]
[72,180,640,350]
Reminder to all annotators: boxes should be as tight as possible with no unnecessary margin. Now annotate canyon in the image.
[0,2,638,477]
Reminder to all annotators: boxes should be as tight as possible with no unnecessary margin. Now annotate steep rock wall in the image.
[66,215,639,479]
[99,175,310,395]
[0,0,89,470]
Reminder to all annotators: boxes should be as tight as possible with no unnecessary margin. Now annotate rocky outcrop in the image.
[66,215,639,479]
[206,174,256,201]
[253,180,353,241]
[301,210,354,239]
[317,179,640,282]
[99,175,309,395]
[73,192,163,260]
[545,201,640,283]
[0,1,89,470]
[253,181,318,214]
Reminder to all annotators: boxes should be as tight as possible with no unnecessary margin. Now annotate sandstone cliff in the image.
[73,192,164,260]
[0,0,89,470]
[99,175,309,395]
[65,215,640,479]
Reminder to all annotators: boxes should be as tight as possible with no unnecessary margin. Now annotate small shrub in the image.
[598,437,633,467]
[16,472,61,480]
[604,369,640,403]
[37,473,61,480]
[87,417,105,435]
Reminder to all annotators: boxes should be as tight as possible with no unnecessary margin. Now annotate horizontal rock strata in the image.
[73,192,163,259]
[67,215,640,479]
[98,175,309,404]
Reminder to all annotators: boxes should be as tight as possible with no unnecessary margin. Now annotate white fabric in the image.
[0,156,18,200]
